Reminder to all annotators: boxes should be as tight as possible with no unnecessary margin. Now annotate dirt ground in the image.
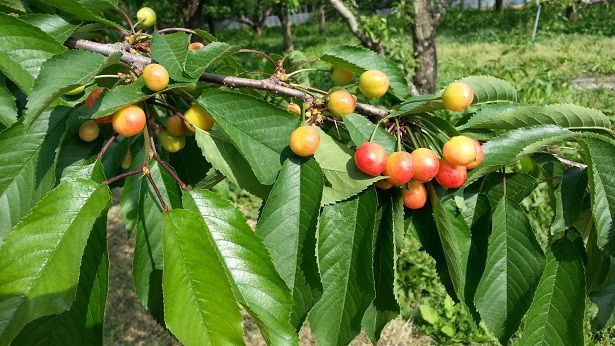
[103,189,431,345]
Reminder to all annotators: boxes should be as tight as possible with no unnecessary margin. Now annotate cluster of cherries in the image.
[73,38,215,166]
[289,69,481,210]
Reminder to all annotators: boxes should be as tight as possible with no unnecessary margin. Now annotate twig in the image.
[153,155,188,191]
[146,173,169,212]
[64,38,390,118]
[97,133,118,161]
[102,167,144,185]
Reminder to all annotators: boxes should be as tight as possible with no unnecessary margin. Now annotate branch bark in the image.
[328,0,385,54]
[64,38,389,118]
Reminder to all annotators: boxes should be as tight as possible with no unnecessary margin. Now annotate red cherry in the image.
[402,181,428,209]
[354,142,387,176]
[411,148,440,183]
[383,152,414,186]
[85,87,104,109]
[435,158,467,188]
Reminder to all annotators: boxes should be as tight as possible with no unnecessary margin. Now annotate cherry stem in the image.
[369,119,383,142]
[395,119,402,151]
[288,58,321,72]
[146,173,169,212]
[286,68,320,78]
[502,168,507,196]
[407,128,420,149]
[97,133,118,161]
[288,83,328,95]
[239,49,276,67]
[151,100,197,130]
[115,6,135,34]
[101,167,143,185]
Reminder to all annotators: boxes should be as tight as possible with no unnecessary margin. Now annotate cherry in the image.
[79,120,99,142]
[331,67,355,85]
[136,7,157,28]
[166,115,186,137]
[411,148,440,183]
[383,151,414,186]
[442,135,477,166]
[466,139,484,169]
[142,64,169,92]
[442,82,474,111]
[402,181,428,209]
[375,179,393,190]
[112,104,146,138]
[159,130,186,153]
[354,142,387,176]
[188,42,205,51]
[287,103,301,116]
[327,90,356,117]
[289,125,320,157]
[359,70,389,98]
[94,115,114,124]
[121,150,132,169]
[65,85,84,96]
[435,158,467,189]
[184,103,214,134]
[85,87,104,109]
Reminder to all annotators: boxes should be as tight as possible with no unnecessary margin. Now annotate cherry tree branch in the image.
[64,38,389,118]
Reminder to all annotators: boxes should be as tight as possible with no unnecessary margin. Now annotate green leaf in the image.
[18,14,78,44]
[119,141,145,232]
[185,41,240,78]
[466,125,576,183]
[0,13,66,92]
[0,77,18,128]
[580,136,615,256]
[0,104,70,238]
[342,113,397,154]
[308,187,378,346]
[362,191,401,343]
[184,189,297,345]
[457,75,518,104]
[162,209,244,345]
[25,50,120,124]
[314,128,381,205]
[255,157,323,328]
[0,0,26,12]
[41,0,123,30]
[456,103,520,129]
[12,212,109,345]
[519,236,586,346]
[196,89,300,185]
[460,104,610,130]
[132,162,181,324]
[591,257,615,331]
[83,78,191,121]
[0,179,110,344]
[429,185,484,313]
[474,197,545,344]
[151,32,191,81]
[550,167,589,237]
[405,204,457,301]
[75,0,119,14]
[419,305,439,325]
[321,45,410,99]
[194,129,271,198]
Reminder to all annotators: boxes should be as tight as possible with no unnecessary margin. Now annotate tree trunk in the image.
[411,0,438,93]
[328,0,385,54]
[277,7,294,53]
[565,6,579,21]
[180,0,203,28]
[478,0,482,10]
[495,0,503,11]
[318,4,326,34]
[206,17,216,35]
[254,24,263,37]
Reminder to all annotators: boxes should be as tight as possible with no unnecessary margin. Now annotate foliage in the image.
[0,2,614,346]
